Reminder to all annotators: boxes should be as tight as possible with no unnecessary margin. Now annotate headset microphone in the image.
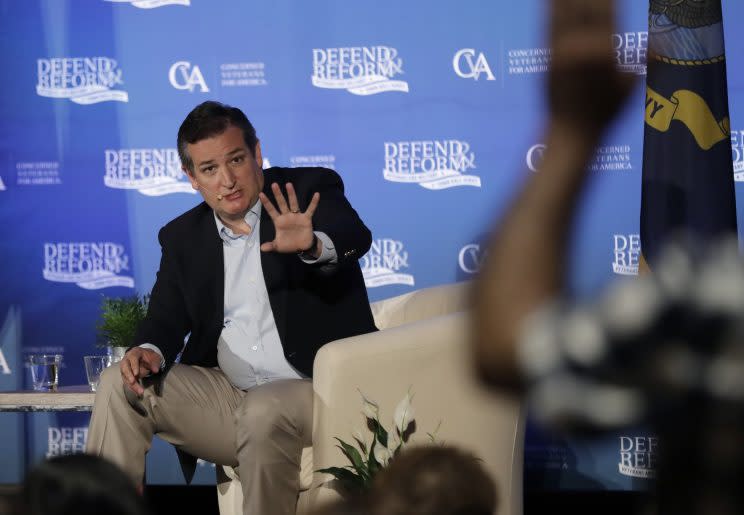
[196,181,226,201]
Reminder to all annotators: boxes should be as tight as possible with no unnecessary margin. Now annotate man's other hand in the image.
[120,347,161,396]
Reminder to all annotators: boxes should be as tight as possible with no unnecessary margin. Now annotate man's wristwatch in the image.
[297,233,319,259]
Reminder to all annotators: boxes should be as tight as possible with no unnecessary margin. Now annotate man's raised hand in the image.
[259,182,321,255]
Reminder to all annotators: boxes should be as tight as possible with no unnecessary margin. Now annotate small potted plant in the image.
[318,389,440,494]
[96,295,149,362]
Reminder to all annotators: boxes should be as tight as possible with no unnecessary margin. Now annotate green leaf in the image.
[400,420,416,444]
[426,420,443,443]
[367,440,381,478]
[316,467,365,493]
[369,418,388,448]
[96,294,149,348]
[352,435,368,455]
[393,440,404,457]
[316,466,361,482]
[334,438,369,480]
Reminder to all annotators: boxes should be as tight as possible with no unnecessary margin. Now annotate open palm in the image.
[259,182,320,253]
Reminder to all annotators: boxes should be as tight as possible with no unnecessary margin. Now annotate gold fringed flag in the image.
[640,0,737,265]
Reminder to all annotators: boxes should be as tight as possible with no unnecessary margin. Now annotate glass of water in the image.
[84,355,112,392]
[28,354,62,391]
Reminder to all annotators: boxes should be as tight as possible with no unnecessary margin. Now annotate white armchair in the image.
[217,281,525,515]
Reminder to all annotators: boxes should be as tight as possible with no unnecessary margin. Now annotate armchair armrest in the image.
[371,281,471,330]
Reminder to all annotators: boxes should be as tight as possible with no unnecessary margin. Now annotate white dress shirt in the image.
[141,199,337,390]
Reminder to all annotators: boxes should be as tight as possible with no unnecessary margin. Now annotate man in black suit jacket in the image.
[87,101,377,515]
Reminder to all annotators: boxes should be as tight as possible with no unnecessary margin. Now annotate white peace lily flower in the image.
[324,389,432,490]
[373,443,392,466]
[393,391,415,434]
[358,389,380,420]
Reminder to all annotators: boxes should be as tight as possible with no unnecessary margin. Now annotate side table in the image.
[0,386,95,412]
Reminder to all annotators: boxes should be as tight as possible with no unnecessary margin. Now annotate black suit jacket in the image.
[135,166,377,377]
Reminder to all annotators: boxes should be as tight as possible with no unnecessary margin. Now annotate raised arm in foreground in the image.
[472,0,634,389]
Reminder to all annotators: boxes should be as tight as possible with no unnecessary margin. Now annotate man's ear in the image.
[254,141,263,169]
[184,167,199,190]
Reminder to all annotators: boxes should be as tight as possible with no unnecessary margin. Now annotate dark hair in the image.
[177,101,258,173]
[19,454,150,515]
[368,446,497,515]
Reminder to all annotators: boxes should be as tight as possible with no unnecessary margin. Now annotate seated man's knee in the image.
[97,365,124,396]
[235,390,287,441]
[96,364,153,414]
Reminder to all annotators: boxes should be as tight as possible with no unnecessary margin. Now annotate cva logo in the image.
[169,61,209,92]
[453,49,495,81]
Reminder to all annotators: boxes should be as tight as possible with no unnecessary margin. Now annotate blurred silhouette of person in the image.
[19,454,150,515]
[368,445,496,515]
[472,0,634,391]
[472,1,744,514]
[311,446,496,515]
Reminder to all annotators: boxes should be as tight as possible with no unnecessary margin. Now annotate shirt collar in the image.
[213,200,262,243]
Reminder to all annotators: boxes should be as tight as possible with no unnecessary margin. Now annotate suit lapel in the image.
[193,205,225,330]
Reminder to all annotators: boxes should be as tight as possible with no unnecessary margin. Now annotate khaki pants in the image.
[86,364,313,515]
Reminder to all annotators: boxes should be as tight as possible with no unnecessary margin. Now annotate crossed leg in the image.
[86,364,312,515]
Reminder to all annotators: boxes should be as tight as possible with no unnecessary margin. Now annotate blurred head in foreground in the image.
[369,445,496,515]
[19,454,149,515]
[315,445,496,515]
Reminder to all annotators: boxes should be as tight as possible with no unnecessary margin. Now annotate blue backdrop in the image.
[1,0,742,490]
